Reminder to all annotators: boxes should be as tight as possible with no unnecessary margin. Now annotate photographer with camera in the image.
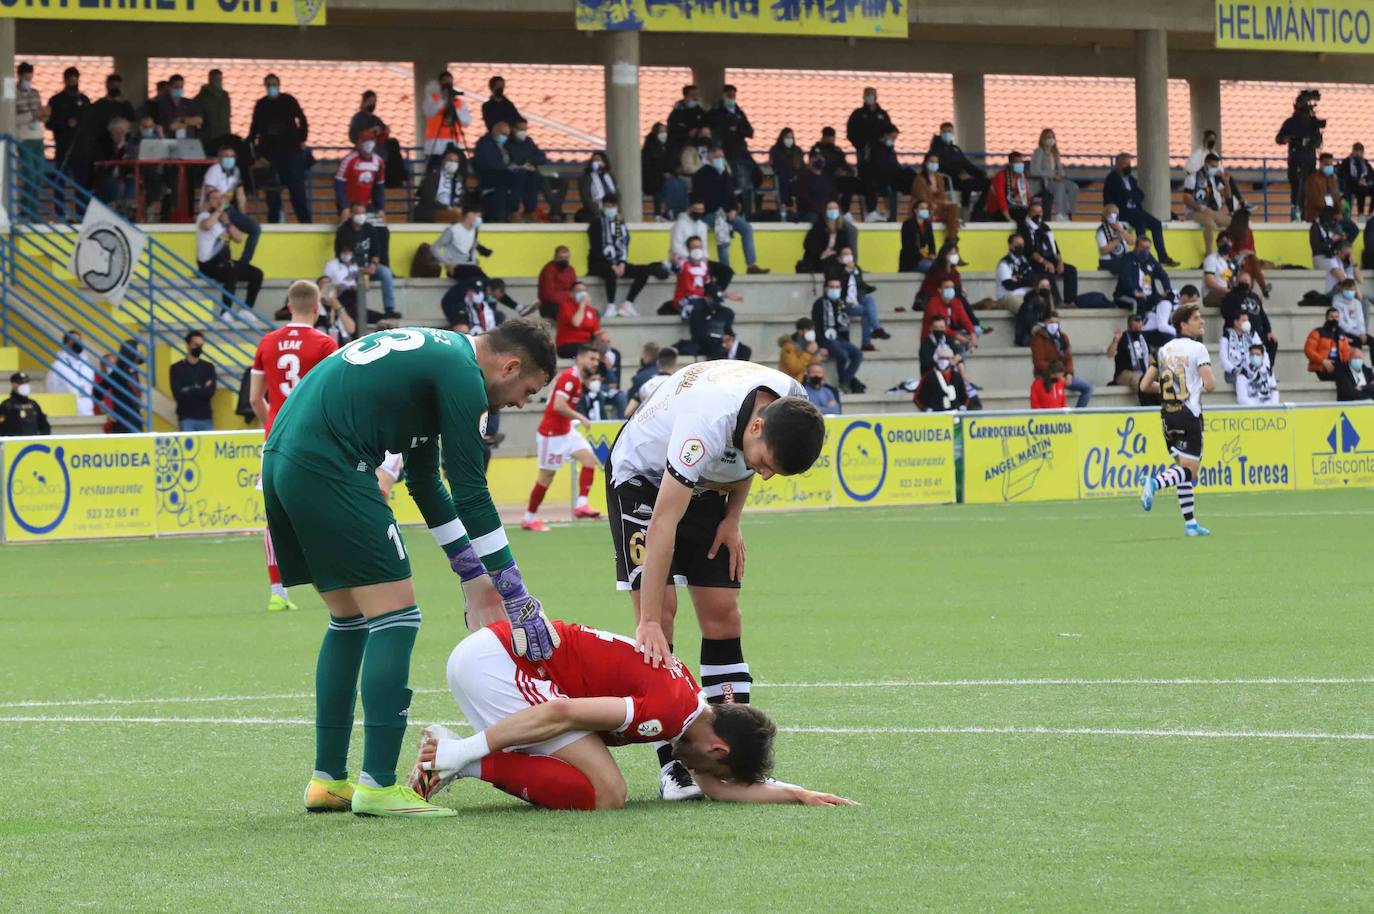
[1276,88,1325,221]
[197,188,262,323]
[422,70,471,171]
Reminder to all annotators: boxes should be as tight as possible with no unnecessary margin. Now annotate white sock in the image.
[435,731,490,773]
[523,511,537,523]
[358,771,383,789]
[575,495,589,509]
[459,759,482,779]
[271,583,288,599]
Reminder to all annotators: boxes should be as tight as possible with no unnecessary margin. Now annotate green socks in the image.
[314,614,369,782]
[359,606,422,789]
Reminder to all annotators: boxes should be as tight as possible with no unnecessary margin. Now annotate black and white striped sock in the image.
[1177,480,1196,523]
[1154,465,1188,490]
[700,637,751,705]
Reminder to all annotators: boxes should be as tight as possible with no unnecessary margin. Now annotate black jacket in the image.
[248,93,309,155]
[915,368,968,412]
[1336,361,1374,400]
[1114,330,1152,378]
[642,134,674,195]
[588,215,631,270]
[482,96,521,132]
[846,104,894,163]
[811,294,851,341]
[807,140,852,176]
[1310,220,1344,258]
[918,332,950,375]
[900,217,936,272]
[335,220,389,265]
[1103,170,1146,211]
[691,163,737,213]
[828,263,875,302]
[720,341,753,361]
[169,358,217,421]
[0,393,50,436]
[666,101,707,150]
[1019,216,1061,266]
[709,102,754,160]
[927,134,983,179]
[1220,287,1272,339]
[47,89,91,163]
[800,218,856,273]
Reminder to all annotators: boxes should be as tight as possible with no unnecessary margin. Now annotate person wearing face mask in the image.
[323,243,361,315]
[1335,346,1374,400]
[473,121,518,222]
[799,200,856,274]
[1030,311,1092,408]
[1115,236,1174,317]
[157,73,203,140]
[1340,142,1374,216]
[626,346,678,417]
[1324,240,1362,295]
[666,83,708,152]
[1096,204,1137,274]
[986,152,1031,223]
[1019,203,1077,306]
[828,245,889,350]
[420,69,470,171]
[1309,205,1347,278]
[481,75,521,132]
[668,201,734,292]
[537,245,579,320]
[0,372,50,437]
[1104,152,1179,267]
[709,84,757,219]
[1030,128,1078,220]
[1233,343,1280,406]
[1303,152,1343,222]
[195,69,231,148]
[14,62,50,223]
[47,65,92,210]
[168,330,218,432]
[347,90,385,145]
[918,241,972,317]
[589,194,670,318]
[673,237,717,317]
[333,128,386,220]
[996,232,1036,316]
[415,149,468,223]
[1218,312,1264,385]
[555,282,602,358]
[643,121,688,220]
[918,315,955,375]
[846,87,895,171]
[1331,276,1372,345]
[248,73,311,224]
[926,121,987,220]
[911,153,962,238]
[1184,153,1237,255]
[1107,313,1157,404]
[506,118,554,222]
[769,127,806,221]
[1029,359,1068,410]
[1201,234,1237,308]
[1184,129,1220,184]
[334,202,398,318]
[91,73,136,145]
[48,329,97,416]
[577,150,618,222]
[778,318,822,381]
[914,345,969,412]
[1219,270,1277,366]
[812,277,865,393]
[808,125,862,214]
[801,362,841,415]
[899,202,938,273]
[859,125,912,222]
[199,142,261,265]
[922,276,977,352]
[1305,306,1354,380]
[690,145,769,274]
[794,151,838,224]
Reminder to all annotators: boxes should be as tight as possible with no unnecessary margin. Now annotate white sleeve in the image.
[46,359,74,396]
[456,100,471,127]
[1217,338,1236,375]
[421,84,442,119]
[378,451,405,481]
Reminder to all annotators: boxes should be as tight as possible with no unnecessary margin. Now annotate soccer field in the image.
[2,489,1372,913]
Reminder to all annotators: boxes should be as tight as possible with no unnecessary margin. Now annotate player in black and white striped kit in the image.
[1138,301,1217,536]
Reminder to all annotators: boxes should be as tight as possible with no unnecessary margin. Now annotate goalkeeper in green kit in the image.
[263,318,558,818]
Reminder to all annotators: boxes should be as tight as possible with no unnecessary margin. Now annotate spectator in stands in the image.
[802,362,841,415]
[799,201,854,274]
[911,156,961,241]
[928,121,986,219]
[556,282,601,358]
[1030,359,1067,410]
[794,150,837,224]
[196,69,230,147]
[809,126,862,214]
[248,74,311,224]
[157,73,202,139]
[1,371,50,437]
[1303,152,1342,222]
[1324,241,1361,294]
[474,121,516,222]
[334,130,386,218]
[1219,307,1265,385]
[1335,346,1374,400]
[1277,89,1325,220]
[337,202,398,318]
[507,118,552,222]
[1184,153,1236,255]
[92,73,136,141]
[1201,234,1236,307]
[919,315,953,376]
[484,277,524,318]
[578,150,618,222]
[1332,276,1371,347]
[588,327,628,418]
[1341,142,1374,216]
[1234,342,1280,406]
[677,124,711,180]
[626,346,677,417]
[692,146,768,274]
[588,194,669,318]
[769,128,805,221]
[315,275,357,345]
[899,203,937,274]
[537,245,577,320]
[718,329,751,361]
[669,234,713,317]
[812,276,865,393]
[93,117,136,209]
[1014,278,1055,348]
[348,90,384,145]
[628,342,662,398]
[995,232,1035,315]
[1114,236,1173,316]
[832,245,888,351]
[847,87,894,180]
[1107,313,1153,398]
[1184,129,1220,181]
[169,330,216,432]
[197,188,262,322]
[199,143,259,266]
[414,148,466,223]
[1030,129,1078,220]
[860,125,913,222]
[710,84,756,217]
[440,276,479,331]
[689,293,735,359]
[1020,201,1076,306]
[918,241,984,334]
[644,122,687,221]
[778,317,821,381]
[139,80,168,125]
[1104,152,1178,266]
[421,70,471,169]
[1096,204,1136,274]
[915,345,969,412]
[47,66,91,196]
[449,279,502,335]
[669,199,736,292]
[923,277,977,351]
[986,152,1031,223]
[433,202,490,290]
[48,329,96,416]
[1030,310,1091,407]
[667,84,707,153]
[482,75,520,131]
[1220,209,1268,298]
[1305,306,1351,380]
[1310,205,1346,275]
[15,63,48,222]
[1221,270,1277,366]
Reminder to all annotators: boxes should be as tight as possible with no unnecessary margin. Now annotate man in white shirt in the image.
[47,330,97,416]
[1201,237,1236,307]
[196,188,263,323]
[433,202,489,288]
[1234,342,1279,406]
[1182,129,1219,190]
[198,142,260,265]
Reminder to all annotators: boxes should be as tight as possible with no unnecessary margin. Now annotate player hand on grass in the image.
[708,518,746,581]
[635,619,671,669]
[492,563,560,660]
[792,788,859,807]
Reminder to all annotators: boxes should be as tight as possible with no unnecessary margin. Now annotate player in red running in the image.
[249,280,340,613]
[522,344,603,531]
[409,620,854,809]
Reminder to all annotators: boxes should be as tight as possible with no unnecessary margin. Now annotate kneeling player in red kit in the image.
[408,621,854,809]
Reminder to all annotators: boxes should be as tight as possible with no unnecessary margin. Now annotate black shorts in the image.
[1161,409,1204,460]
[606,473,738,591]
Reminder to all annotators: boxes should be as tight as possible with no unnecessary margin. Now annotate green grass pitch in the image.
[2,490,1372,912]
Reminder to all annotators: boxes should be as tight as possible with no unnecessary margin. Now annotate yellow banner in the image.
[1216,1,1373,54]
[3,435,156,542]
[1292,406,1374,489]
[154,433,267,535]
[963,414,1078,504]
[1076,412,1171,499]
[1197,410,1295,492]
[0,0,325,26]
[576,0,906,37]
[831,414,955,507]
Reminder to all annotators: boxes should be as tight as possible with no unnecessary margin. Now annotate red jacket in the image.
[922,293,976,339]
[1030,377,1066,409]
[556,298,601,349]
[538,260,578,311]
[985,168,1030,220]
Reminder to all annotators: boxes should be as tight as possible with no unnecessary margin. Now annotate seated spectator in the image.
[196,188,262,322]
[1326,241,1362,293]
[914,345,969,412]
[1305,306,1353,380]
[626,341,662,399]
[644,122,688,220]
[1220,271,1277,365]
[808,126,862,214]
[1030,310,1092,408]
[678,125,712,182]
[1303,152,1342,222]
[578,150,617,222]
[1311,205,1348,275]
[668,235,742,319]
[812,276,865,393]
[778,317,821,381]
[918,241,986,330]
[711,84,757,218]
[168,329,216,432]
[1030,359,1067,410]
[626,345,678,417]
[687,293,736,360]
[1142,284,1192,351]
[795,149,838,224]
[414,148,467,223]
[1107,313,1154,400]
[555,282,600,358]
[1237,342,1280,405]
[336,203,398,318]
[588,194,669,318]
[1201,235,1237,307]
[1030,129,1078,219]
[1020,201,1077,306]
[910,153,960,235]
[1335,346,1374,400]
[919,315,955,375]
[985,151,1031,223]
[927,121,987,219]
[922,277,977,350]
[802,361,842,415]
[323,243,360,312]
[995,232,1035,316]
[1014,278,1055,348]
[93,117,136,210]
[1184,128,1219,183]
[1218,309,1265,384]
[485,277,526,318]
[899,203,937,273]
[1184,153,1241,253]
[432,203,490,288]
[1341,142,1373,216]
[1115,236,1173,316]
[692,145,769,274]
[508,118,561,222]
[670,200,735,292]
[199,143,259,265]
[1333,276,1372,347]
[1104,152,1179,266]
[48,330,97,417]
[1220,209,1268,297]
[157,73,203,139]
[474,121,515,222]
[537,244,577,320]
[315,275,357,345]
[859,125,912,222]
[447,279,501,335]
[799,201,855,274]
[831,245,888,351]
[1095,204,1136,274]
[718,328,751,361]
[769,128,806,221]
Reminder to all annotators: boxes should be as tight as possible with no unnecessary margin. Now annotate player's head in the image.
[674,703,776,784]
[286,280,321,320]
[1171,301,1204,339]
[574,344,601,376]
[477,316,558,409]
[742,395,825,479]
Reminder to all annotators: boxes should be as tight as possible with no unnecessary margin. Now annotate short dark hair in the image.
[1179,283,1200,298]
[185,330,205,345]
[656,347,678,370]
[169,73,184,84]
[487,277,505,292]
[1204,153,1219,163]
[795,317,814,331]
[264,73,279,84]
[484,316,557,381]
[488,75,504,88]
[760,396,825,476]
[18,62,32,76]
[63,66,79,79]
[208,68,222,78]
[603,193,619,205]
[821,126,836,137]
[711,703,775,784]
[1171,302,1201,333]
[461,200,482,215]
[682,83,696,97]
[576,343,599,357]
[723,83,737,94]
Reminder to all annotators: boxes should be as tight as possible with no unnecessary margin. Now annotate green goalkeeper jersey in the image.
[266,327,511,568]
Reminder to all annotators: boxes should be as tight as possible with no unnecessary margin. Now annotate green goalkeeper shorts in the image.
[262,452,412,593]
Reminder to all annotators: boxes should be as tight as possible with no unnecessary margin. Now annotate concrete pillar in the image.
[952,71,985,156]
[691,64,725,109]
[112,53,147,114]
[1134,29,1171,218]
[413,56,447,154]
[1188,77,1222,153]
[0,20,14,139]
[604,31,642,219]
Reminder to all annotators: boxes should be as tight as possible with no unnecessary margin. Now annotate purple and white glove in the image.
[491,562,560,661]
[448,544,486,583]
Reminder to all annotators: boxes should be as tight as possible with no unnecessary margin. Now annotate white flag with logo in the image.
[68,199,146,305]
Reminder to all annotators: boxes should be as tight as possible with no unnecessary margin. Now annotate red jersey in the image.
[490,620,705,745]
[555,299,600,350]
[251,323,338,435]
[537,367,583,437]
[334,151,384,207]
[674,259,710,306]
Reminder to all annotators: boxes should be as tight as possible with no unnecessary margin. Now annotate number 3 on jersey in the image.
[276,353,301,397]
[340,329,428,366]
